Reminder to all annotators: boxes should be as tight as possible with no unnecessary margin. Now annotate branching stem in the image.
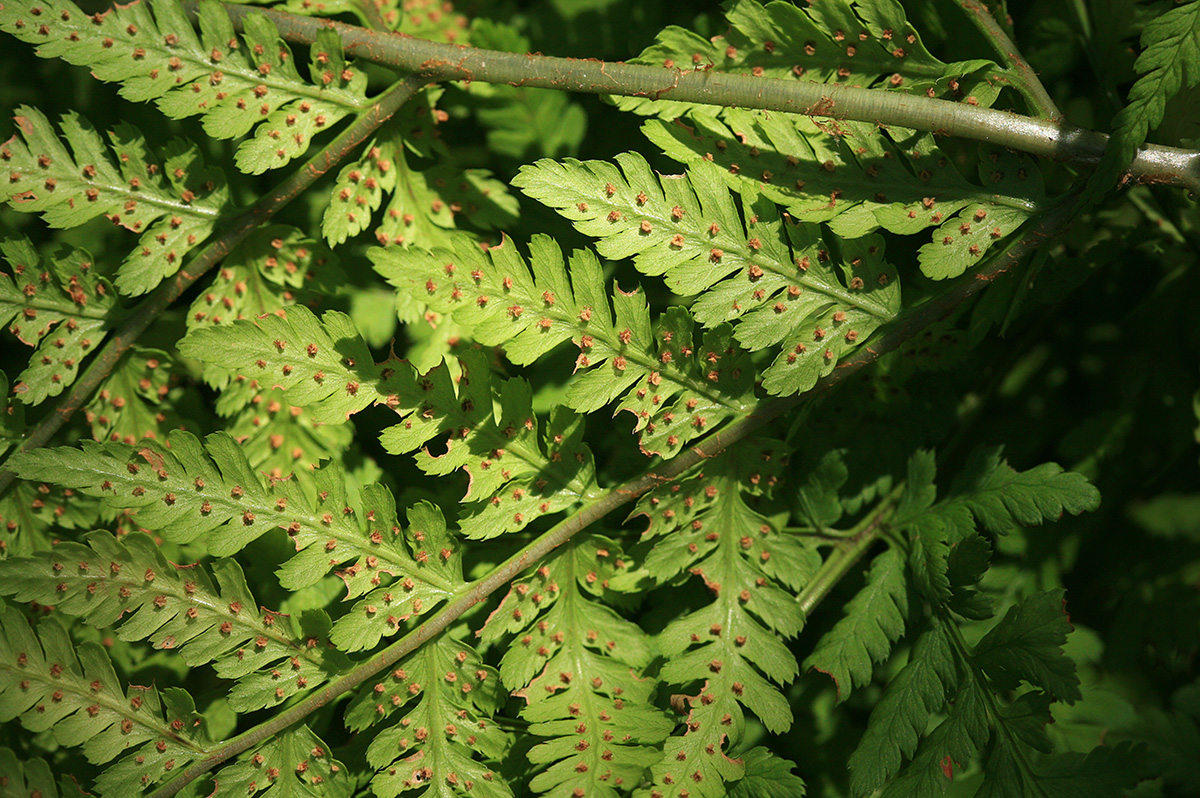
[194,1,1200,194]
[0,76,428,498]
[958,0,1061,119]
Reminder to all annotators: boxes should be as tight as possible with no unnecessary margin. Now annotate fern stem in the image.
[193,1,1200,194]
[0,76,428,499]
[958,0,1062,119]
[795,484,902,619]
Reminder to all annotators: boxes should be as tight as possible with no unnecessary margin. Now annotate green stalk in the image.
[196,1,1200,194]
[959,0,1061,119]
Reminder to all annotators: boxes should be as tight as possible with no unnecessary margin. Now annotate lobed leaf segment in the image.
[481,534,672,798]
[631,440,821,798]
[0,0,370,174]
[7,431,459,652]
[0,530,348,712]
[0,108,229,295]
[514,153,901,395]
[0,236,122,404]
[180,305,601,539]
[373,233,756,459]
[346,631,512,798]
[0,601,209,794]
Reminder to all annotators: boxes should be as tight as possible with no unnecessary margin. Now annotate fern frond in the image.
[346,630,513,798]
[847,614,960,796]
[323,119,518,247]
[642,114,1046,280]
[224,386,354,481]
[0,748,79,798]
[0,478,101,558]
[85,348,183,444]
[372,233,756,458]
[0,237,122,404]
[614,0,1009,119]
[0,530,349,712]
[182,306,601,539]
[479,534,672,797]
[636,440,821,798]
[0,108,230,295]
[208,725,353,797]
[0,370,23,459]
[180,305,383,424]
[804,546,909,703]
[513,153,901,395]
[6,432,459,652]
[375,349,600,540]
[0,0,371,174]
[1097,0,1200,188]
[0,601,208,789]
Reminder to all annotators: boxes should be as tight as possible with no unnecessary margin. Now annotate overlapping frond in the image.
[0,601,209,793]
[481,534,672,797]
[0,108,230,294]
[633,440,821,797]
[0,237,122,404]
[6,431,459,651]
[0,0,371,174]
[345,631,512,798]
[0,530,348,711]
[642,115,1046,280]
[514,153,900,394]
[181,305,600,539]
[373,233,756,458]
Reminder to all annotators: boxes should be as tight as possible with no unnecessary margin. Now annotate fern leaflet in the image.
[0,0,370,174]
[372,233,756,458]
[0,236,122,404]
[0,107,229,295]
[0,601,209,792]
[480,534,673,797]
[513,153,900,395]
[346,630,512,798]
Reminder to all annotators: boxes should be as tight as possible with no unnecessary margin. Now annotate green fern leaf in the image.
[848,615,959,797]
[0,748,79,798]
[614,0,1008,119]
[0,530,349,712]
[0,0,370,174]
[804,546,909,702]
[349,631,513,798]
[208,725,353,798]
[1094,0,1200,191]
[877,676,990,798]
[0,237,121,404]
[0,601,208,787]
[637,441,821,798]
[84,348,182,444]
[377,349,600,540]
[0,370,24,458]
[179,304,382,424]
[323,118,518,247]
[223,385,354,482]
[973,589,1081,703]
[181,305,600,539]
[373,233,756,458]
[479,534,672,797]
[727,747,807,798]
[0,108,229,295]
[513,153,900,395]
[6,432,459,652]
[643,115,1044,281]
[0,478,100,559]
